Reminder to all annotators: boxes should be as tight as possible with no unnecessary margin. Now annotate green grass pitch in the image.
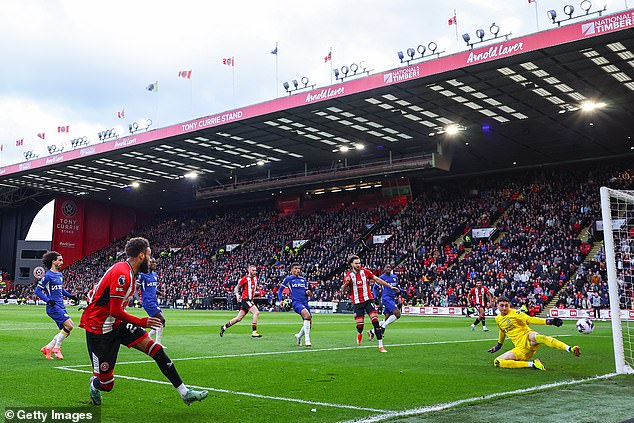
[1,305,632,422]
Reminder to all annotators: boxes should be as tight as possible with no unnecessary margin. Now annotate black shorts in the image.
[353,300,377,318]
[239,299,256,312]
[86,323,148,376]
[472,304,486,314]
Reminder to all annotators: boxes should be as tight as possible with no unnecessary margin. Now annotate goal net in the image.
[599,187,634,374]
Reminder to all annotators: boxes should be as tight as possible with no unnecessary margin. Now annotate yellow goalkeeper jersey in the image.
[495,308,547,345]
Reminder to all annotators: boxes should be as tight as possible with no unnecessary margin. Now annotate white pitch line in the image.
[339,373,619,423]
[56,366,388,413]
[57,337,500,368]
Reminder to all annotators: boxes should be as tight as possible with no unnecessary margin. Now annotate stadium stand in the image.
[4,160,632,313]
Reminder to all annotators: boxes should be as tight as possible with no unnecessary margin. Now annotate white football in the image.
[576,318,594,334]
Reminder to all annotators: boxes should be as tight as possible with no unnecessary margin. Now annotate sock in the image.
[150,344,183,388]
[473,318,481,326]
[148,329,156,339]
[176,384,189,397]
[155,326,163,344]
[224,321,233,329]
[297,325,305,338]
[303,320,311,342]
[252,323,257,333]
[54,331,68,348]
[535,334,569,351]
[371,319,383,340]
[481,318,486,326]
[382,315,398,328]
[356,324,364,334]
[46,335,57,349]
[496,359,530,369]
[378,339,384,348]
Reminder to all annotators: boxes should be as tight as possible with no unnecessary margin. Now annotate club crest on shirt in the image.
[117,275,126,286]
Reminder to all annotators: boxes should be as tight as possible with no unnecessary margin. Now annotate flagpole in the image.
[330,47,333,84]
[190,77,193,118]
[232,60,236,107]
[454,9,458,41]
[275,42,279,97]
[155,82,159,128]
[534,1,540,31]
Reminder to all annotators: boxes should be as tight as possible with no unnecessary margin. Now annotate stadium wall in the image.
[52,196,150,268]
[0,194,53,280]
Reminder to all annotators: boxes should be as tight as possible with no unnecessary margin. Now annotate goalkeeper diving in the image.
[488,296,581,371]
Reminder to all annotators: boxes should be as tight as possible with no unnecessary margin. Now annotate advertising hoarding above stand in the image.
[2,10,634,178]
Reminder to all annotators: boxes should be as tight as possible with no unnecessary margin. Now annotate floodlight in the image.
[580,0,592,12]
[547,9,557,22]
[446,125,459,135]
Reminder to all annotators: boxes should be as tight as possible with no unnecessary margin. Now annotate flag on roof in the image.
[222,57,234,66]
[146,81,159,92]
[324,51,332,62]
[58,125,69,133]
[178,70,192,79]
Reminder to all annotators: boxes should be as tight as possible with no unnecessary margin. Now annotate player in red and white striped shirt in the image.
[467,279,493,332]
[80,237,207,406]
[341,255,399,352]
[220,265,262,338]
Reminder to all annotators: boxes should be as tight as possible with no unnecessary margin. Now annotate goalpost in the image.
[599,187,634,375]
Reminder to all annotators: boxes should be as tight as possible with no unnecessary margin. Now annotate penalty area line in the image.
[57,337,500,368]
[55,366,388,413]
[339,372,619,423]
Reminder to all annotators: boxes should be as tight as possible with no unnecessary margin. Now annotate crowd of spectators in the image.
[3,160,632,314]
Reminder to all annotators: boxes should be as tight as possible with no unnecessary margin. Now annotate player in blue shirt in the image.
[278,263,312,347]
[368,264,402,340]
[34,251,79,360]
[138,258,166,344]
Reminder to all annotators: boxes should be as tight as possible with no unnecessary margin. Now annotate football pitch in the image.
[1,305,632,423]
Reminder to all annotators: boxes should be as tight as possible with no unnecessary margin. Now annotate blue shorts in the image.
[143,303,162,317]
[46,305,70,329]
[382,298,398,315]
[292,301,310,316]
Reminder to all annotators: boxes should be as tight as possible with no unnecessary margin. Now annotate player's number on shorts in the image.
[126,323,136,333]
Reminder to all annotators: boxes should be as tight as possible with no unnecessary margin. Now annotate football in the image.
[576,318,594,334]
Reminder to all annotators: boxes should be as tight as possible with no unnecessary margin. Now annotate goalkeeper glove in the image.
[69,295,80,306]
[46,300,56,307]
[488,343,503,353]
[546,318,563,327]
